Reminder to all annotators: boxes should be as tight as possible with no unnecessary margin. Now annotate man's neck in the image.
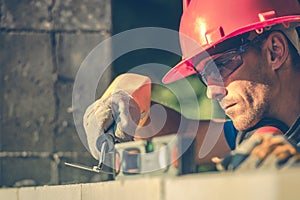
[276,75,300,127]
[269,68,300,127]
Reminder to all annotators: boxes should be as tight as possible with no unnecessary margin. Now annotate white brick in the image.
[82,177,162,200]
[18,184,81,200]
[278,168,300,200]
[0,188,18,200]
[3,168,300,200]
[165,171,278,200]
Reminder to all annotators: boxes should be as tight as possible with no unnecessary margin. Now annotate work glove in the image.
[216,134,300,172]
[83,74,151,160]
[84,90,141,159]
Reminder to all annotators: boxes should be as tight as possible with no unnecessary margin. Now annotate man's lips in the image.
[225,103,236,110]
[221,102,237,111]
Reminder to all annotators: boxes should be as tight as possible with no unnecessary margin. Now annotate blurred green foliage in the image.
[112,0,224,120]
[151,75,224,120]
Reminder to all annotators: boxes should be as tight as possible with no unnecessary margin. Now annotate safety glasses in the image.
[193,33,268,86]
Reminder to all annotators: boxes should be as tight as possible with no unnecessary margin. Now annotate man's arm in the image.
[135,103,231,165]
[83,73,231,163]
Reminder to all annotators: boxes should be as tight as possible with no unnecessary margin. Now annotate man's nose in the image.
[206,85,228,101]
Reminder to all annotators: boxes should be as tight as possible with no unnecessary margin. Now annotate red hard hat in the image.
[162,0,300,84]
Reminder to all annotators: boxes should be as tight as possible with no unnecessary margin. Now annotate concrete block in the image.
[1,0,53,30]
[59,152,100,184]
[0,162,2,186]
[53,0,111,31]
[82,178,162,200]
[0,188,18,200]
[0,0,2,25]
[2,122,55,152]
[1,158,52,187]
[0,43,3,186]
[54,28,112,149]
[278,168,300,200]
[56,32,111,80]
[165,172,278,200]
[18,184,81,200]
[0,32,55,151]
[0,47,3,147]
[54,82,85,152]
[53,81,109,153]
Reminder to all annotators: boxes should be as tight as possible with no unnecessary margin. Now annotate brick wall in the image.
[0,0,112,187]
[0,0,187,187]
[1,169,300,200]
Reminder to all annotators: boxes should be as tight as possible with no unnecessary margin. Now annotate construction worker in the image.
[83,0,300,171]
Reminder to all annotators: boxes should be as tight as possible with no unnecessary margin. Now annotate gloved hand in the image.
[83,73,151,160]
[84,90,141,159]
[216,134,300,171]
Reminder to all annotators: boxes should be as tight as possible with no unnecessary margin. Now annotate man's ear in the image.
[265,32,289,70]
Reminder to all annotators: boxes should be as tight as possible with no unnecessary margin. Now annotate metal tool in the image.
[65,133,204,179]
[64,162,113,174]
[64,142,114,174]
[65,131,115,174]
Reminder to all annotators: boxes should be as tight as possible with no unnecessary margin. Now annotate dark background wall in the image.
[111,0,182,76]
[0,0,182,187]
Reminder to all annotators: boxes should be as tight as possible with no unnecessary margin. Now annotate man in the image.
[83,0,300,171]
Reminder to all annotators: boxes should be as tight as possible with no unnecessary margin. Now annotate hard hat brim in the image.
[162,16,300,84]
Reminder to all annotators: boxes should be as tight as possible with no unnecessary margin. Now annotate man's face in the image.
[206,36,274,131]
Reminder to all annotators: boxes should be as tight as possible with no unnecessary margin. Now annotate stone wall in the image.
[0,0,112,187]
[0,0,184,187]
[1,169,300,200]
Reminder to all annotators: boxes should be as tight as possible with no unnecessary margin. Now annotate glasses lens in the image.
[193,32,269,86]
[214,51,243,78]
[195,50,243,85]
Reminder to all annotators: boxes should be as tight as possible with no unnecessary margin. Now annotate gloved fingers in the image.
[226,138,262,170]
[83,98,114,160]
[235,154,280,172]
[84,99,102,127]
[271,144,296,161]
[215,154,231,171]
[234,135,263,153]
[211,157,222,164]
[251,145,273,160]
[83,90,141,159]
[218,134,300,172]
[251,135,297,161]
[216,137,262,171]
[250,135,287,160]
[94,100,114,132]
[280,154,300,170]
[84,97,114,132]
[111,90,141,141]
[256,155,278,170]
[235,155,262,171]
[226,153,253,171]
[236,153,283,172]
[114,122,134,142]
[268,139,298,168]
[239,135,297,171]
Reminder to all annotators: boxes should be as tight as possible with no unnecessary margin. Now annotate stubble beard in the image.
[231,84,272,131]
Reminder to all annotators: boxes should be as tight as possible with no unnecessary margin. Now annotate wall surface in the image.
[1,1,300,200]
[0,0,112,187]
[1,169,300,200]
[0,0,183,188]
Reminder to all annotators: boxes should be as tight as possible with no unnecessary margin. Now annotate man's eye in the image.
[216,54,235,65]
[216,59,230,66]
[216,54,240,68]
